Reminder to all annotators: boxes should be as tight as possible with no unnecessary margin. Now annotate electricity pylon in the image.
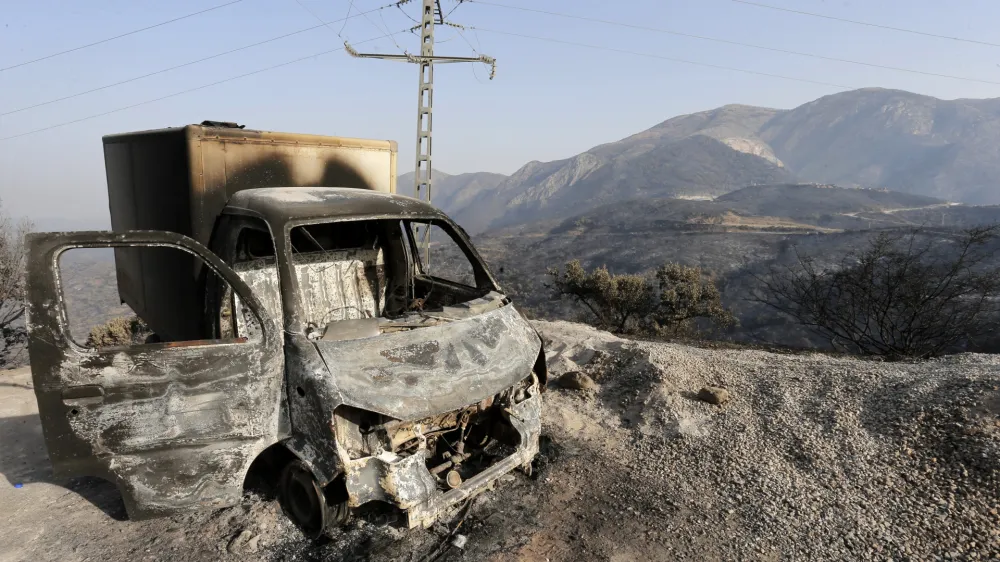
[345,0,495,209]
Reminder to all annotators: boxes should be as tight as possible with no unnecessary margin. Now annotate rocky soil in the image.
[2,320,998,561]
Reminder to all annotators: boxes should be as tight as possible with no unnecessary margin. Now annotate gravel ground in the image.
[533,320,1000,561]
[2,321,998,561]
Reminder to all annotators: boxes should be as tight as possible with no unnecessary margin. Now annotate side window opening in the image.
[398,220,493,311]
[238,227,277,261]
[58,246,261,350]
[405,220,479,289]
[226,219,280,337]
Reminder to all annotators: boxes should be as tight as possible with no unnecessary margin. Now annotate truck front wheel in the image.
[279,460,349,538]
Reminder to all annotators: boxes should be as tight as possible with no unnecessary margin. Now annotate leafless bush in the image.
[0,207,31,367]
[547,260,733,336]
[750,226,1000,359]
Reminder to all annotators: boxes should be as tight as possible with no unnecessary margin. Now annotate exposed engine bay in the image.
[336,371,536,466]
[331,369,543,529]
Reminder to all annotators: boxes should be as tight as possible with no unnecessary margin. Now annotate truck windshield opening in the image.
[285,218,497,339]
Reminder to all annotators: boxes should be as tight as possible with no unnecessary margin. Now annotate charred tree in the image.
[750,226,1000,359]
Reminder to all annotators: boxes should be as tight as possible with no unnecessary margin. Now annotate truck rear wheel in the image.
[279,460,348,538]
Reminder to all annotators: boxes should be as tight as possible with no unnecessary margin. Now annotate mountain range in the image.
[411,88,1000,234]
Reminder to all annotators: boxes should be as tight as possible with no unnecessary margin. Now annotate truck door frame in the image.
[24,230,284,519]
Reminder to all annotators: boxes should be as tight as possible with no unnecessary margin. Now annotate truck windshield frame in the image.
[278,214,501,335]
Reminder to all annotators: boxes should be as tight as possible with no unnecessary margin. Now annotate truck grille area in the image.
[335,374,541,523]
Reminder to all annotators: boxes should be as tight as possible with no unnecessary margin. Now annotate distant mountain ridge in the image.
[758,89,1000,204]
[417,88,1000,234]
[396,170,507,220]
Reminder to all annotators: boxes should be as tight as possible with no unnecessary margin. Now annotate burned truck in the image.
[24,122,546,536]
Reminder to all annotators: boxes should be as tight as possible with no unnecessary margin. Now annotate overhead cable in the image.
[470,1,1000,86]
[731,0,1000,49]
[1,4,394,116]
[1,0,247,72]
[0,30,408,141]
[472,26,855,90]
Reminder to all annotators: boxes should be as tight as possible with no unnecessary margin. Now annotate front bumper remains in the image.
[342,390,542,528]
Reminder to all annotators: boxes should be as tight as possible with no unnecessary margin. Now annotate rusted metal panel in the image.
[233,257,282,332]
[224,187,448,227]
[344,451,439,509]
[24,231,284,520]
[282,335,346,486]
[313,305,541,422]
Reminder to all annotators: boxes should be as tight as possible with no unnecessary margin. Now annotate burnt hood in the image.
[313,305,541,421]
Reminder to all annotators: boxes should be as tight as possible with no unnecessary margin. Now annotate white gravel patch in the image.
[533,320,1000,560]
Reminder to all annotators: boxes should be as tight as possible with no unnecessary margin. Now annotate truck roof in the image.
[224,187,449,225]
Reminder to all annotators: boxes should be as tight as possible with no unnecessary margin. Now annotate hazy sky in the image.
[3,0,1000,228]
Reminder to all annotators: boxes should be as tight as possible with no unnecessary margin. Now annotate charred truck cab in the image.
[24,123,546,536]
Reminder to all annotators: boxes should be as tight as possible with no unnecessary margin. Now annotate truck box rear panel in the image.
[103,124,397,341]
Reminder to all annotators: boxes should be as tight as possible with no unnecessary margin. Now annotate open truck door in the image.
[24,231,283,519]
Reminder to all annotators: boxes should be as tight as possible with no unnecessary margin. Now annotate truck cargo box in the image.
[103,122,398,341]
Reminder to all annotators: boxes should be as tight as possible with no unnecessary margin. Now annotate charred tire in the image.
[279,460,348,538]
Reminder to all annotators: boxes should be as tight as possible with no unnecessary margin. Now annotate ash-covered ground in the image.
[2,320,998,561]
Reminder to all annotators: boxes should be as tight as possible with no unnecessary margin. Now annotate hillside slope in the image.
[472,184,1000,348]
[712,183,945,220]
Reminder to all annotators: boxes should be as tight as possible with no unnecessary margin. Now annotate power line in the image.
[0,30,408,142]
[472,26,854,90]
[338,0,355,36]
[2,5,393,117]
[1,0,247,73]
[378,8,404,48]
[397,2,421,24]
[293,0,343,36]
[324,0,410,54]
[365,2,410,54]
[731,0,1000,49]
[443,0,467,20]
[441,22,488,83]
[470,1,1000,87]
[294,0,403,53]
[442,22,478,53]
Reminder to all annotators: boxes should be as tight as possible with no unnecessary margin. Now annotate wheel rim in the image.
[282,462,326,538]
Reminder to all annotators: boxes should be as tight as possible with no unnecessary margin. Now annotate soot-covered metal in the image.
[25,187,546,536]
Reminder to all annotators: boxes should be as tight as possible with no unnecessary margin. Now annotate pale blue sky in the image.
[3,0,1000,228]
